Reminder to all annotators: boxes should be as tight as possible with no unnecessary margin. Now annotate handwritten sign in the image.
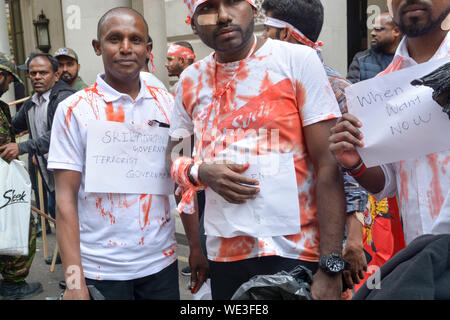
[346,56,450,168]
[204,153,301,238]
[85,120,173,195]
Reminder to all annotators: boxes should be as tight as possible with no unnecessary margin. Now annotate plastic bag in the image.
[0,159,32,256]
[231,265,314,300]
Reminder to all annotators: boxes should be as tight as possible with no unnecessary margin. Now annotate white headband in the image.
[264,16,323,50]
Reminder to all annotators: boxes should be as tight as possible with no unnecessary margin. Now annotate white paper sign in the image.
[346,56,450,168]
[85,120,174,195]
[204,153,301,238]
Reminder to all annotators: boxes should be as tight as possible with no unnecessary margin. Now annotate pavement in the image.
[18,212,195,300]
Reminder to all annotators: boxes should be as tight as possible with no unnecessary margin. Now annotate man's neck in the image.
[406,28,448,64]
[104,73,141,100]
[215,35,265,63]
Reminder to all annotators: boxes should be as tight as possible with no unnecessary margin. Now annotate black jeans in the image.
[209,256,318,300]
[85,261,180,300]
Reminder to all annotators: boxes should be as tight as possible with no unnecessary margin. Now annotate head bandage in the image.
[168,44,196,61]
[183,0,256,24]
[264,16,324,50]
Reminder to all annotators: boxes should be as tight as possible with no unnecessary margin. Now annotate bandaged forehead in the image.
[168,44,196,60]
[184,0,256,20]
[197,13,219,26]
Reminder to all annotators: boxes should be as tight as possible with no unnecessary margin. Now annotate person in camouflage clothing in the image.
[0,52,42,300]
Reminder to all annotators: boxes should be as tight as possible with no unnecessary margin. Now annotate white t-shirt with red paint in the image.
[375,33,450,245]
[169,38,341,263]
[48,73,177,281]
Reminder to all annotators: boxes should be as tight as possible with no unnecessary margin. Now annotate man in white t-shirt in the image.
[48,7,208,300]
[329,0,450,248]
[167,0,347,300]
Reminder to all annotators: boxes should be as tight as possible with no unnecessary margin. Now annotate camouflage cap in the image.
[0,52,23,84]
[54,47,78,62]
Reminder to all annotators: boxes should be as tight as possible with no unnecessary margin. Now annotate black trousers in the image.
[85,261,180,300]
[209,256,318,300]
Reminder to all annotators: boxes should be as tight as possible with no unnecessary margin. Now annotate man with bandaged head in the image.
[167,0,347,300]
[165,42,196,95]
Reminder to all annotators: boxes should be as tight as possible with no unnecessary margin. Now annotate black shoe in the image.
[59,281,66,290]
[181,266,191,276]
[45,253,62,265]
[0,281,43,300]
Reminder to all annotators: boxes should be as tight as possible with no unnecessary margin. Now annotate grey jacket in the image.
[12,80,76,192]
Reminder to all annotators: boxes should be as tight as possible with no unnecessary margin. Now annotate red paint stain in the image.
[398,162,409,205]
[427,154,444,218]
[181,76,196,115]
[442,156,450,175]
[65,96,83,128]
[295,80,307,110]
[218,236,256,261]
[95,197,116,225]
[105,102,125,123]
[163,247,175,257]
[139,194,153,231]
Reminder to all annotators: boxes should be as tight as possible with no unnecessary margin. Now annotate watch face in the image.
[326,256,345,273]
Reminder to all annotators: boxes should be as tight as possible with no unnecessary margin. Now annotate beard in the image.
[61,71,78,85]
[398,6,450,37]
[372,40,390,53]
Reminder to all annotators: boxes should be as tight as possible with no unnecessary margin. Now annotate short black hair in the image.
[147,35,153,44]
[262,0,324,42]
[27,53,59,73]
[97,7,149,40]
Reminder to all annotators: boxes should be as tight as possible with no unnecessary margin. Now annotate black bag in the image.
[231,265,313,300]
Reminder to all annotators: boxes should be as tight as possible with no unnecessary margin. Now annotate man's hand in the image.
[311,269,343,300]
[32,155,38,167]
[198,163,260,204]
[0,143,19,162]
[342,240,367,289]
[343,212,367,289]
[189,247,209,294]
[63,286,90,300]
[329,113,364,169]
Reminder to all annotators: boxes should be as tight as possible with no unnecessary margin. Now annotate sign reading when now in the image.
[346,56,450,168]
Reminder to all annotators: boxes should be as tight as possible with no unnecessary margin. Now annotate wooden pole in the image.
[7,96,30,106]
[50,243,59,273]
[37,171,48,259]
[31,205,56,224]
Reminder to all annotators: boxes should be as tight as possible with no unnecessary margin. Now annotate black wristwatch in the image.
[319,253,350,274]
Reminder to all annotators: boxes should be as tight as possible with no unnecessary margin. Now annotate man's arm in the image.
[11,102,29,134]
[166,136,208,293]
[166,135,259,204]
[343,212,367,289]
[177,194,209,294]
[54,169,90,300]
[304,119,346,300]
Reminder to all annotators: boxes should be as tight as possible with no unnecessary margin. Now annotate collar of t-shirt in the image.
[391,32,450,68]
[95,73,157,104]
